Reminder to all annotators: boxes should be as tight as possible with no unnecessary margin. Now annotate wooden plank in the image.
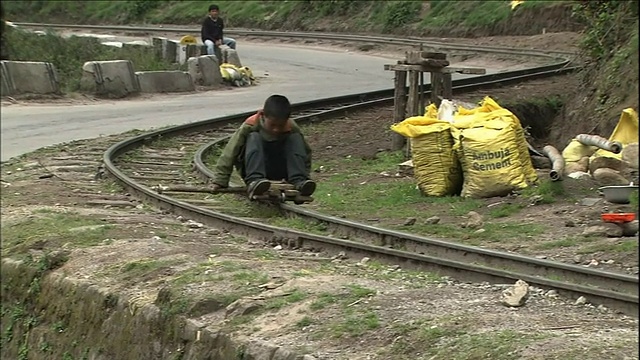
[421,52,447,60]
[406,51,448,66]
[391,70,408,151]
[431,72,443,107]
[408,58,450,67]
[442,73,453,99]
[384,64,486,74]
[406,71,421,158]
[407,71,421,116]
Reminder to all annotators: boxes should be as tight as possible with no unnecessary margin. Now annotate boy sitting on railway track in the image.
[210,95,316,198]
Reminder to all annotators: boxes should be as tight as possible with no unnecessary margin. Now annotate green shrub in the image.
[4,27,184,93]
[572,0,639,61]
[382,1,422,31]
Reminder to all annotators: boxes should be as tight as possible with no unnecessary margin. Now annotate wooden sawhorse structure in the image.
[385,51,486,155]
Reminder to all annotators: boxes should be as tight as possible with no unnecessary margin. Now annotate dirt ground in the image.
[1,139,638,359]
[1,31,638,358]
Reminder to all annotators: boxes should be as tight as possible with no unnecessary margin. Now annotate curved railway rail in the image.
[30,24,631,316]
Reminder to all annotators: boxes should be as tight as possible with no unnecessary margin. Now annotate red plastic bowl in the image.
[601,213,636,224]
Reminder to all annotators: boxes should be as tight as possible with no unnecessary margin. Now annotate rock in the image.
[403,217,417,226]
[475,228,486,234]
[546,289,558,298]
[568,171,592,180]
[587,259,599,267]
[589,156,626,174]
[573,255,582,264]
[225,298,264,318]
[182,319,205,342]
[188,297,225,317]
[564,156,590,175]
[425,216,441,225]
[582,225,607,237]
[579,198,602,206]
[565,219,576,227]
[243,339,278,360]
[592,168,629,186]
[302,356,317,360]
[530,155,552,169]
[358,257,370,266]
[575,296,587,305]
[620,220,639,237]
[603,222,624,238]
[332,251,347,260]
[46,250,71,269]
[463,211,483,230]
[500,279,529,307]
[272,347,299,360]
[621,143,639,169]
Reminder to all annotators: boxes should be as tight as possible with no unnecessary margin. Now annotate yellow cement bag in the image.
[453,119,531,198]
[391,116,462,196]
[220,63,255,86]
[562,139,597,163]
[451,97,537,184]
[591,108,639,160]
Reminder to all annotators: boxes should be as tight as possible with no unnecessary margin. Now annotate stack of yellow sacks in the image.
[391,97,538,198]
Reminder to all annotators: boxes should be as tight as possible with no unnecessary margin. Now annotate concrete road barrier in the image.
[0,60,60,96]
[177,44,201,65]
[223,48,242,67]
[80,60,140,99]
[187,55,223,87]
[136,71,195,93]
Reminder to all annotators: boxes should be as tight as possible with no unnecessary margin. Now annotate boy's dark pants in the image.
[242,132,308,186]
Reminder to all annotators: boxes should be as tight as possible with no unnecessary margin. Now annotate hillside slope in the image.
[3,1,583,37]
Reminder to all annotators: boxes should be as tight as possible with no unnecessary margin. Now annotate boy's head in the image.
[208,4,219,18]
[262,95,291,135]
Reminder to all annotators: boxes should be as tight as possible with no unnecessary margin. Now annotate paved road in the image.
[1,42,493,161]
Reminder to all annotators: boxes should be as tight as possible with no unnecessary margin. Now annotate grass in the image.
[3,1,576,37]
[1,211,115,255]
[381,316,548,359]
[306,284,381,339]
[520,179,566,204]
[118,258,183,281]
[3,27,184,93]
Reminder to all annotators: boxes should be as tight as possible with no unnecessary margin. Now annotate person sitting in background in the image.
[201,4,237,56]
[210,95,317,199]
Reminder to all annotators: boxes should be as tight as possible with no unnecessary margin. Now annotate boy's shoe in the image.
[247,179,271,198]
[296,180,316,196]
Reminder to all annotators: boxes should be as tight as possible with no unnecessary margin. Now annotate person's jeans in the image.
[242,132,309,186]
[204,37,237,55]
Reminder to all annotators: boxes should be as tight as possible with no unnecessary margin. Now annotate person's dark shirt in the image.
[201,16,224,43]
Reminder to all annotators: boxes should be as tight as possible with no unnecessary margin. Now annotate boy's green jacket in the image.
[212,111,312,187]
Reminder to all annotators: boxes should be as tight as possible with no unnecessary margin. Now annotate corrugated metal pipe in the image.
[541,145,564,182]
[576,134,623,154]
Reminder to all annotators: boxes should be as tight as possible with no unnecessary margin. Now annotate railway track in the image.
[51,25,633,316]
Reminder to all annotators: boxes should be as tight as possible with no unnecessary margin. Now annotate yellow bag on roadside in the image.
[391,115,462,196]
[452,97,537,185]
[453,118,531,198]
